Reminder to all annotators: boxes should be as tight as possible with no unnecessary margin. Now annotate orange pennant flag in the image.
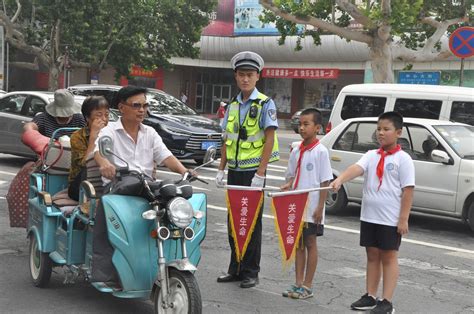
[271,192,309,265]
[226,189,264,262]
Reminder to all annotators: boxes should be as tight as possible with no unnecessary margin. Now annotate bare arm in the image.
[256,127,276,177]
[398,186,414,235]
[23,122,38,132]
[329,164,364,191]
[94,151,116,180]
[218,137,227,171]
[313,180,330,224]
[162,155,187,175]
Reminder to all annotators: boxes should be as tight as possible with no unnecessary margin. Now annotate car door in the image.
[0,94,34,157]
[405,123,458,212]
[330,121,379,201]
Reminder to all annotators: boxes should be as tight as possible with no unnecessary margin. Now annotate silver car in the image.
[316,117,474,231]
[0,91,113,159]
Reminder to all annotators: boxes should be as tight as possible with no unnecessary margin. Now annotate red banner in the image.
[271,193,309,264]
[262,68,339,79]
[226,189,264,262]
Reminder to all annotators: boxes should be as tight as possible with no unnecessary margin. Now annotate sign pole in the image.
[459,58,464,87]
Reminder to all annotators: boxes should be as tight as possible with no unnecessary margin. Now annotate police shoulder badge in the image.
[268,109,277,121]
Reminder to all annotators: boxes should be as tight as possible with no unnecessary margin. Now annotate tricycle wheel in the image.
[29,234,52,287]
[325,179,348,214]
[154,268,202,314]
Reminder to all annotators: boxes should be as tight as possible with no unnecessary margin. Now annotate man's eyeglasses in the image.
[124,102,149,110]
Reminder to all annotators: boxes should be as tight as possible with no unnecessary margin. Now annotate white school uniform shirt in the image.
[94,119,173,184]
[286,143,333,223]
[356,149,415,227]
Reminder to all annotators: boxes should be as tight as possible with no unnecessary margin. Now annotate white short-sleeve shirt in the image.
[95,119,173,183]
[286,143,333,223]
[356,149,415,226]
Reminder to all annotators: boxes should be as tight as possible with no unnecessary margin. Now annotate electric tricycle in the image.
[27,131,214,313]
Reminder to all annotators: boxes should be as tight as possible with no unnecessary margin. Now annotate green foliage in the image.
[261,0,473,50]
[3,0,216,77]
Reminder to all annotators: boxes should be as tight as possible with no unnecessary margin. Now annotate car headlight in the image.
[167,197,194,228]
[161,124,191,137]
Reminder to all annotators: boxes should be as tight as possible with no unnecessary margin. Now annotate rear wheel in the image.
[468,202,474,232]
[29,234,52,287]
[154,268,202,314]
[325,182,348,214]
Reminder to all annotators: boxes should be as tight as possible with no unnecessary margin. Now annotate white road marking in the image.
[206,204,474,255]
[0,196,5,200]
[399,258,474,280]
[0,180,7,185]
[446,251,474,260]
[0,249,17,255]
[323,267,365,278]
[0,170,16,176]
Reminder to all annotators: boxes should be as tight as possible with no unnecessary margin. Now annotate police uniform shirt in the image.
[221,88,279,130]
[286,143,333,223]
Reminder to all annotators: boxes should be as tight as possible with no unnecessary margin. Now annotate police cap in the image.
[231,51,264,73]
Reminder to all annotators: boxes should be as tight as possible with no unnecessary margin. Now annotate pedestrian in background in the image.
[215,51,280,288]
[216,101,227,125]
[180,91,188,104]
[330,111,415,314]
[280,108,332,299]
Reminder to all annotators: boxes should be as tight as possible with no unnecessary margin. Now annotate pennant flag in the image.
[226,189,264,262]
[271,192,309,265]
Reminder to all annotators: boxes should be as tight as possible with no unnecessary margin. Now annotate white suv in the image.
[317,117,474,231]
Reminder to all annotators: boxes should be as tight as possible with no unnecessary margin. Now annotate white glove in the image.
[251,173,265,188]
[215,170,225,187]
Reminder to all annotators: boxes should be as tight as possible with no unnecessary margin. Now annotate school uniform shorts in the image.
[360,221,401,251]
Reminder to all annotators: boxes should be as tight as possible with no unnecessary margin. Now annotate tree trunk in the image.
[48,63,60,91]
[369,28,394,83]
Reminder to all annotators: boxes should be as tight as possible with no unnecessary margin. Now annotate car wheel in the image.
[325,182,348,214]
[468,202,474,232]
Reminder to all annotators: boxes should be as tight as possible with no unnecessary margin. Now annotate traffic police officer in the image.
[216,51,279,288]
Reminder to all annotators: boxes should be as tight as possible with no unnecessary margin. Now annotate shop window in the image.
[394,98,441,120]
[340,96,386,120]
[450,101,473,125]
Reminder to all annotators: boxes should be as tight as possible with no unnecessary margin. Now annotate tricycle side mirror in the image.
[99,136,114,158]
[202,146,217,165]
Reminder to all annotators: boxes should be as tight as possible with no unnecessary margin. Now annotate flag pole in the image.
[268,186,333,197]
[219,184,281,192]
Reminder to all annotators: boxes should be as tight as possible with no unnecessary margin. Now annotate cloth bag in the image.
[6,161,38,228]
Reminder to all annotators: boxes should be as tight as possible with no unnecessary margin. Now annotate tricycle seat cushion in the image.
[52,189,79,215]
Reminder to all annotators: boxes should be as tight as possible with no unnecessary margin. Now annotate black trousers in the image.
[226,169,264,279]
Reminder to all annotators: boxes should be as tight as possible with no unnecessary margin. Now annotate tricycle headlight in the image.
[167,197,194,228]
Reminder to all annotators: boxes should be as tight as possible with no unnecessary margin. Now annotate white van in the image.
[326,84,474,133]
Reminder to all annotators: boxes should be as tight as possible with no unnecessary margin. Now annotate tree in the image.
[260,0,473,83]
[0,0,216,90]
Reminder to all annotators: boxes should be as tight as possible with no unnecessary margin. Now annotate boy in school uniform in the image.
[330,111,415,313]
[280,108,333,299]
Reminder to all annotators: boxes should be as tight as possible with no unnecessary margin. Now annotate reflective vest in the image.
[225,93,279,169]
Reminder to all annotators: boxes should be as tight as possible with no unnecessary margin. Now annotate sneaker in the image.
[282,284,298,297]
[370,299,394,314]
[351,293,377,310]
[290,285,313,299]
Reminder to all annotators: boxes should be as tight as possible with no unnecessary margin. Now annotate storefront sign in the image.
[130,66,156,78]
[398,71,441,85]
[262,68,339,79]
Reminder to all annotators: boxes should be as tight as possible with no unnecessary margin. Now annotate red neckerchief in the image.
[376,144,401,191]
[293,139,319,189]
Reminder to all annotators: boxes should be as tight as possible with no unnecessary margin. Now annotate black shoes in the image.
[370,299,395,314]
[240,277,258,288]
[217,273,241,283]
[351,293,377,310]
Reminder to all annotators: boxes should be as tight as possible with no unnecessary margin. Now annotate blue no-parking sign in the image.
[449,27,474,58]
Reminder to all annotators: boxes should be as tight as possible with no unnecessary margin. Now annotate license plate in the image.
[201,141,218,150]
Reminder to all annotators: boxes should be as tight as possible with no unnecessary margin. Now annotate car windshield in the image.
[433,125,474,159]
[147,92,196,115]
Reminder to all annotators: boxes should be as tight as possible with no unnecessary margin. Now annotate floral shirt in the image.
[68,127,90,183]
